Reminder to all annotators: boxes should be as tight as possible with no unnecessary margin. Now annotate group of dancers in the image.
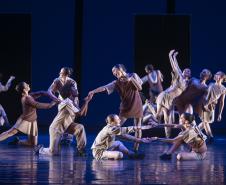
[0,49,225,161]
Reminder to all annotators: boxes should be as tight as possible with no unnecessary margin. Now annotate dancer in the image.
[91,114,156,160]
[87,64,143,152]
[0,74,15,127]
[173,69,212,115]
[155,50,191,137]
[0,82,57,146]
[141,64,163,103]
[48,67,79,145]
[36,83,90,156]
[198,71,226,142]
[157,113,207,161]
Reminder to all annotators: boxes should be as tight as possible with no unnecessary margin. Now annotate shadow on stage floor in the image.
[0,133,225,184]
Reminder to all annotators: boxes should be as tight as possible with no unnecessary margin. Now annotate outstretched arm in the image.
[157,134,183,143]
[169,50,182,75]
[25,96,57,109]
[30,91,60,102]
[88,81,116,99]
[120,134,156,143]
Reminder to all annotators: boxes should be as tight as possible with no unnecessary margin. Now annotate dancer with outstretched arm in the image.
[87,64,143,152]
[0,82,57,146]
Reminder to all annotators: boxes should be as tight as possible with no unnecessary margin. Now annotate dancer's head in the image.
[112,64,127,79]
[180,113,195,128]
[105,114,121,126]
[59,67,73,79]
[145,64,154,73]
[182,68,191,79]
[60,83,78,99]
[200,69,212,81]
[214,71,226,83]
[15,82,30,95]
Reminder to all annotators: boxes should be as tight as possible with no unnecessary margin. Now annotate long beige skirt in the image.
[13,118,38,136]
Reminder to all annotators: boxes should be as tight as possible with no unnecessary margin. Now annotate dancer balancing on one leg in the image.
[87,64,143,152]
[154,50,191,137]
[156,113,207,161]
[91,114,156,160]
[0,73,15,127]
[36,83,91,156]
[0,82,58,146]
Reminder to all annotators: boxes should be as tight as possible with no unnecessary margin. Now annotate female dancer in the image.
[87,64,143,152]
[198,71,226,141]
[0,82,57,146]
[155,50,191,137]
[141,64,163,103]
[157,113,207,161]
[0,74,15,127]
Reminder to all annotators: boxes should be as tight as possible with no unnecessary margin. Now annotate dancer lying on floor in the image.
[0,82,57,146]
[91,114,156,160]
[156,113,207,161]
[35,83,90,156]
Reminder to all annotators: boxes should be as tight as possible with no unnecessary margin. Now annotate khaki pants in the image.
[39,109,86,156]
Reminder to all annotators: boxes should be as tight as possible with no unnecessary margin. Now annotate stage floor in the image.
[0,134,225,184]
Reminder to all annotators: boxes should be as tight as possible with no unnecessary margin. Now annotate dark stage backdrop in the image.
[135,15,190,98]
[0,14,31,124]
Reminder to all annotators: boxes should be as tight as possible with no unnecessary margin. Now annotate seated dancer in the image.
[0,74,15,127]
[198,71,226,142]
[48,67,79,145]
[155,50,191,137]
[141,64,163,103]
[87,64,143,152]
[0,82,57,146]
[173,69,212,115]
[157,113,207,161]
[91,114,156,160]
[36,83,90,156]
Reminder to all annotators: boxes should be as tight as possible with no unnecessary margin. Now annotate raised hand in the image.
[169,49,175,57]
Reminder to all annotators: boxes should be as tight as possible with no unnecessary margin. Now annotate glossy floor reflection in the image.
[0,134,225,184]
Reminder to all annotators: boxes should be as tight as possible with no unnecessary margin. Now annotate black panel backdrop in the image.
[0,14,31,125]
[135,15,190,99]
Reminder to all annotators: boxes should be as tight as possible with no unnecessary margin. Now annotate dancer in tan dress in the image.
[198,71,226,142]
[0,82,57,146]
[87,64,143,152]
[155,50,191,137]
